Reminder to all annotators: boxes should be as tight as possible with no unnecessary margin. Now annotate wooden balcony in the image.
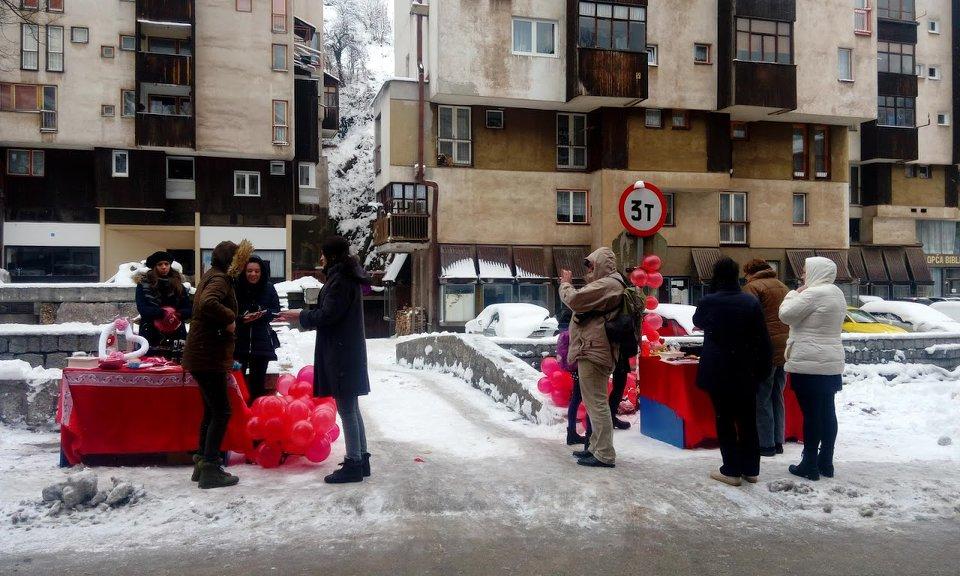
[373,213,429,247]
[136,113,195,148]
[721,61,797,111]
[137,52,192,85]
[137,0,193,24]
[860,121,918,163]
[567,48,648,101]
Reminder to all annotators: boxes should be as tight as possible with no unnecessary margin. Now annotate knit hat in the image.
[145,251,173,269]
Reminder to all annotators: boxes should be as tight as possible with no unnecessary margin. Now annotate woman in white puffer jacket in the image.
[778,257,847,481]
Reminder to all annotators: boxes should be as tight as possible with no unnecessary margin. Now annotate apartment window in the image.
[119,35,136,51]
[937,113,950,126]
[271,44,287,70]
[928,19,940,34]
[269,161,285,176]
[20,0,38,10]
[512,18,556,56]
[71,27,88,43]
[877,96,915,127]
[0,83,39,112]
[148,95,191,116]
[877,41,914,75]
[664,192,675,226]
[557,190,588,224]
[855,0,872,35]
[556,113,587,169]
[236,0,252,11]
[40,85,56,131]
[101,104,116,116]
[101,45,115,59]
[792,193,807,225]
[167,157,194,182]
[719,192,748,245]
[917,165,931,179]
[485,109,504,129]
[121,90,136,117]
[112,150,129,177]
[47,0,63,11]
[234,171,261,196]
[694,43,711,64]
[838,48,853,81]
[813,126,829,178]
[578,2,646,53]
[850,166,862,205]
[645,108,662,128]
[736,18,791,64]
[272,0,287,33]
[441,284,476,324]
[438,105,472,166]
[731,122,748,140]
[646,44,658,66]
[21,24,39,70]
[671,110,690,130]
[272,100,288,144]
[46,26,64,72]
[388,183,428,213]
[6,150,44,177]
[928,66,940,80]
[915,62,926,77]
[877,0,914,21]
[298,163,316,188]
[792,126,808,178]
[904,164,916,178]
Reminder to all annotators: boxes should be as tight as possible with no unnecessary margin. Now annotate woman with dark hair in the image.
[234,256,281,403]
[279,236,372,484]
[135,251,192,350]
[693,257,772,486]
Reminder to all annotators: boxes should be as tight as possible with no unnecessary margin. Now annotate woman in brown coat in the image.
[182,240,247,489]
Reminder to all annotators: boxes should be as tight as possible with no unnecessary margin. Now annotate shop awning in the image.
[553,246,590,281]
[848,247,868,283]
[691,248,723,283]
[860,247,889,283]
[815,250,853,283]
[514,246,550,280]
[382,253,407,284]
[883,247,911,284]
[786,250,815,280]
[439,245,477,280]
[476,245,513,280]
[905,246,934,284]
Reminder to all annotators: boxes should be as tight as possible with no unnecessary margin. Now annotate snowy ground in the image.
[1,335,958,574]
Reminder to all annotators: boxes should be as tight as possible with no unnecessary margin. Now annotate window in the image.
[850,165,862,205]
[485,109,504,129]
[664,192,675,226]
[6,149,44,176]
[813,126,829,178]
[272,100,288,144]
[269,161,285,175]
[47,0,63,11]
[71,27,88,44]
[731,122,748,140]
[556,113,587,169]
[838,48,853,81]
[792,125,808,178]
[441,284,476,323]
[735,18,791,64]
[148,95,191,115]
[849,218,861,243]
[904,164,916,178]
[512,18,556,56]
[877,0,914,21]
[272,44,287,70]
[20,0,38,9]
[121,90,136,117]
[388,183,428,213]
[937,113,950,126]
[792,193,807,225]
[112,150,129,177]
[855,0,872,35]
[21,24,39,70]
[518,284,550,310]
[644,108,662,128]
[5,247,100,283]
[236,0,252,11]
[928,19,940,33]
[482,283,515,308]
[373,113,381,174]
[671,110,690,130]
[877,41,914,75]
[557,190,588,224]
[119,35,136,51]
[40,85,56,131]
[46,26,64,72]
[272,0,287,33]
[916,62,926,77]
[167,157,194,181]
[0,83,41,112]
[234,171,261,196]
[578,2,646,53]
[438,105,472,166]
[646,44,658,66]
[694,43,711,64]
[101,104,116,116]
[917,165,931,179]
[101,45,115,59]
[877,96,915,127]
[298,163,316,188]
[719,192,748,245]
[928,66,940,80]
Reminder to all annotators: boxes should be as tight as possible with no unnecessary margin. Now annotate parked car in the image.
[930,301,960,322]
[892,296,934,305]
[464,303,558,339]
[656,304,702,337]
[842,307,908,334]
[860,300,960,333]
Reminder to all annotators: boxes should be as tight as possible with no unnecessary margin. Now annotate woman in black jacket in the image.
[234,256,281,403]
[279,236,371,484]
[135,251,192,351]
[693,257,772,487]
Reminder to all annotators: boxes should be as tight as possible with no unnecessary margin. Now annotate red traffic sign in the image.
[618,181,667,238]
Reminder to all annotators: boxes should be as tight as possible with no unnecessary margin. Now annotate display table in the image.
[58,366,253,466]
[637,357,803,449]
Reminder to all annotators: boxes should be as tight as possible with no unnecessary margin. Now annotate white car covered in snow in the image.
[860,300,960,333]
[930,301,960,323]
[464,304,559,339]
[655,303,702,337]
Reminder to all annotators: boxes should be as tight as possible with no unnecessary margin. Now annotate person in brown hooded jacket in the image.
[559,247,625,468]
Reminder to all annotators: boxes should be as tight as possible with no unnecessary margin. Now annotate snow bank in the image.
[273,276,323,296]
[0,322,102,336]
[0,360,61,383]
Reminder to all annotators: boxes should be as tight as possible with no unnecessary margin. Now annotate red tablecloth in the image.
[58,366,253,465]
[637,357,803,448]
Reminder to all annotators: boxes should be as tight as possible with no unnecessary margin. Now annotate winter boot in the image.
[324,458,363,484]
[577,454,615,468]
[190,453,202,482]
[566,429,587,445]
[742,475,759,484]
[788,452,820,481]
[817,450,835,478]
[775,443,784,454]
[612,417,631,430]
[710,470,742,486]
[362,453,371,478]
[759,446,777,457]
[198,459,239,489]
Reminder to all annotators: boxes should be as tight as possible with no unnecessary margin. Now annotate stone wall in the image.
[0,377,59,429]
[0,332,102,369]
[842,334,960,370]
[0,285,136,324]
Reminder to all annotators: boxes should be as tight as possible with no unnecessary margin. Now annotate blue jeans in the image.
[756,366,786,448]
[335,395,367,462]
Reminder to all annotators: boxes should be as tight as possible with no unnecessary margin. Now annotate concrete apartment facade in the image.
[0,0,333,283]
[376,0,940,329]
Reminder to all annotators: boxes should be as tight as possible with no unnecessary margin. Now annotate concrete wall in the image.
[627,112,710,173]
[890,165,947,207]
[103,226,196,282]
[915,0,954,165]
[644,0,717,112]
[0,378,59,429]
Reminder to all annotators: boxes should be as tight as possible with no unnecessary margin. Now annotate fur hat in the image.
[145,251,173,269]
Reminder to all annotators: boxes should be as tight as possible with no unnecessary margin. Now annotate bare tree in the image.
[325,9,365,85]
[354,0,391,46]
[0,1,44,70]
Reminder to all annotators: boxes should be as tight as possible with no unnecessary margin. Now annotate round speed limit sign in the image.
[618,181,667,238]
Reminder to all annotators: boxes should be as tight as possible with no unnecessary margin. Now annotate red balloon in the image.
[550,387,570,407]
[246,416,264,440]
[550,370,574,394]
[297,365,315,383]
[286,399,311,424]
[276,374,297,395]
[537,376,553,394]
[641,255,662,273]
[643,313,664,331]
[643,327,660,344]
[540,357,561,376]
[646,272,664,289]
[310,406,336,433]
[256,442,283,468]
[263,417,285,442]
[260,396,285,418]
[250,396,268,417]
[641,341,651,357]
[289,420,316,447]
[325,423,340,443]
[645,295,659,311]
[305,436,331,463]
[290,380,313,399]
[629,268,648,288]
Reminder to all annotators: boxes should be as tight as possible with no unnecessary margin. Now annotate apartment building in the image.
[849,0,959,298]
[0,0,334,283]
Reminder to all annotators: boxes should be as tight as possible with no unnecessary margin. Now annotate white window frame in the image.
[937,113,950,126]
[298,162,316,188]
[694,43,711,64]
[556,113,587,170]
[792,193,807,225]
[119,34,137,51]
[644,108,662,128]
[101,45,115,59]
[112,150,129,178]
[485,109,504,129]
[719,192,748,245]
[46,25,64,72]
[269,160,285,176]
[438,105,472,166]
[70,27,89,44]
[556,189,589,224]
[511,17,557,57]
[928,65,941,80]
[121,90,136,117]
[928,19,940,34]
[234,171,261,197]
[40,85,57,132]
[272,99,288,145]
[838,48,853,82]
[21,24,39,71]
[916,62,926,78]
[646,44,658,66]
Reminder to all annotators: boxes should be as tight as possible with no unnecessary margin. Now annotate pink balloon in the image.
[256,442,283,469]
[285,399,311,424]
[645,295,659,311]
[629,268,648,288]
[289,420,316,448]
[644,313,664,331]
[310,406,336,433]
[276,374,297,395]
[537,376,553,394]
[305,436,332,463]
[550,370,574,394]
[290,380,313,399]
[550,387,571,407]
[260,396,285,419]
[325,423,340,443]
[540,357,561,377]
[646,272,664,289]
[641,255,662,273]
[263,417,285,443]
[297,365,315,383]
[250,396,268,417]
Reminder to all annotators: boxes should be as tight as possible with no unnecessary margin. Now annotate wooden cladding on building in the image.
[195,157,294,217]
[730,61,797,110]
[706,112,733,173]
[877,72,917,98]
[859,121,918,163]
[136,0,194,23]
[731,0,796,21]
[1,148,98,223]
[137,52,193,86]
[95,148,166,210]
[877,19,917,44]
[136,113,195,148]
[295,78,320,164]
[569,48,648,101]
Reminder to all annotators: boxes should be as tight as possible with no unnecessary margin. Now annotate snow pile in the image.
[657,304,700,334]
[9,471,145,527]
[441,259,478,279]
[0,322,102,336]
[0,360,61,383]
[477,259,513,279]
[464,304,557,338]
[930,301,960,322]
[273,275,323,297]
[861,301,960,332]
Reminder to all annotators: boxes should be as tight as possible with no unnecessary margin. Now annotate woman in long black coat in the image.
[234,256,281,403]
[135,251,192,351]
[279,236,371,484]
[693,257,772,487]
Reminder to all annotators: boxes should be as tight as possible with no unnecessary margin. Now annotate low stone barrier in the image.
[0,327,102,369]
[0,377,59,429]
[841,333,960,370]
[0,285,136,324]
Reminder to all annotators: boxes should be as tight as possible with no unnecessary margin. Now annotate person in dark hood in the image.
[135,251,192,350]
[279,236,372,484]
[234,256,281,403]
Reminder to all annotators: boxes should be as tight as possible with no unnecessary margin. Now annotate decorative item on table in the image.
[98,351,126,370]
[67,352,99,369]
[98,318,149,361]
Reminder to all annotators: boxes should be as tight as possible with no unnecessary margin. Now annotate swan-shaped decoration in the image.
[98,317,150,360]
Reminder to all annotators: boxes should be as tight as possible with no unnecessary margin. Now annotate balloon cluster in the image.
[537,357,576,407]
[245,365,340,468]
[630,255,666,356]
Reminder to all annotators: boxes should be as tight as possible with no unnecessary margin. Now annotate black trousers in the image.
[609,351,631,418]
[239,357,271,404]
[192,371,232,463]
[709,388,760,477]
[794,388,838,463]
[566,373,592,437]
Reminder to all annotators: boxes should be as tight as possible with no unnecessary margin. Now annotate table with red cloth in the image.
[57,366,253,465]
[637,356,803,449]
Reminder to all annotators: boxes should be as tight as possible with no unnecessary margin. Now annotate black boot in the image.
[198,459,239,489]
[612,417,631,430]
[190,453,202,482]
[817,450,834,478]
[325,458,363,484]
[775,443,784,454]
[362,453,371,478]
[577,454,615,468]
[759,446,777,457]
[566,429,587,445]
[788,453,820,481]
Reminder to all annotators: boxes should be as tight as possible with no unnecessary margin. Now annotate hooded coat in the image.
[742,268,790,366]
[182,243,240,372]
[778,257,847,376]
[558,247,625,372]
[234,256,281,361]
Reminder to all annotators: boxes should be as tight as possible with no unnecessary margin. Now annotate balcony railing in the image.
[727,60,797,110]
[137,52,192,85]
[374,213,429,246]
[854,8,871,35]
[568,47,648,101]
[376,186,428,215]
[136,112,195,148]
[137,0,193,24]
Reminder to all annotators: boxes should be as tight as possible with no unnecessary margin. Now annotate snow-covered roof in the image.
[383,253,408,283]
[477,259,513,280]
[273,276,323,296]
[441,259,477,280]
[861,301,960,333]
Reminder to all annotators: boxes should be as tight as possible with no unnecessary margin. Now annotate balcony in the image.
[860,121,918,163]
[567,48,647,104]
[136,113,195,148]
[137,51,192,85]
[719,61,797,113]
[373,214,430,249]
[137,0,193,24]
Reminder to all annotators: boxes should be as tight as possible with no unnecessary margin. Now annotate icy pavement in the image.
[0,337,958,570]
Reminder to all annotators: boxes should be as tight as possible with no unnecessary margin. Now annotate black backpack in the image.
[604,277,645,357]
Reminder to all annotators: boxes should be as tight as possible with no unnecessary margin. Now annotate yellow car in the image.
[843,307,908,334]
